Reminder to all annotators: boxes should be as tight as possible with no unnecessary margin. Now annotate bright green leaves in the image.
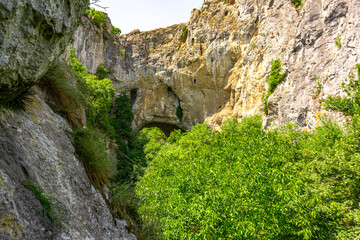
[324,64,360,118]
[136,115,360,239]
[85,8,121,35]
[96,65,109,80]
[85,8,107,28]
[69,48,115,131]
[263,59,287,115]
[112,26,121,35]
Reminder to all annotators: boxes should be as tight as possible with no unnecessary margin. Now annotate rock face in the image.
[0,0,88,101]
[0,1,136,239]
[0,87,136,240]
[73,0,360,131]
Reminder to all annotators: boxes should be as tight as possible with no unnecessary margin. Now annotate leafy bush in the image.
[335,34,342,48]
[73,129,116,191]
[119,49,126,56]
[39,64,85,128]
[291,0,302,8]
[111,93,134,140]
[70,48,115,133]
[96,65,109,80]
[85,8,107,28]
[324,64,360,117]
[112,26,121,35]
[111,127,167,239]
[23,181,70,227]
[136,114,360,239]
[262,59,287,115]
[110,183,163,240]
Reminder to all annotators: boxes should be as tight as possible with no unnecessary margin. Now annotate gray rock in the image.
[0,0,88,102]
[0,88,136,239]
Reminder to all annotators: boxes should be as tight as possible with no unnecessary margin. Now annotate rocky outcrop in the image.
[0,87,136,240]
[72,0,360,131]
[0,0,88,101]
[0,1,136,238]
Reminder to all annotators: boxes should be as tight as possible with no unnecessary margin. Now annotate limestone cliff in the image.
[0,87,135,240]
[73,0,360,131]
[0,0,88,101]
[0,0,136,239]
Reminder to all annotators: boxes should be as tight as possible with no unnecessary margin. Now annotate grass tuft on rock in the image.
[23,181,68,227]
[0,89,33,111]
[73,129,116,191]
[39,64,85,128]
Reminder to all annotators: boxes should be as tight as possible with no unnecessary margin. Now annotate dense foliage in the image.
[85,8,121,35]
[136,116,360,239]
[291,0,302,8]
[85,8,107,28]
[70,48,115,133]
[112,26,121,35]
[136,65,360,239]
[262,59,287,115]
[96,65,109,80]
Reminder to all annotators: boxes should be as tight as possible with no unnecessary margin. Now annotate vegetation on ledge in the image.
[262,59,287,115]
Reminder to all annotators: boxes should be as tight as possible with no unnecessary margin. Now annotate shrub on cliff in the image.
[23,181,70,228]
[112,26,121,35]
[262,59,287,115]
[70,48,115,134]
[85,8,107,28]
[324,64,360,118]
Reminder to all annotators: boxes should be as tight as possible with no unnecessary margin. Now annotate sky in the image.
[93,0,204,34]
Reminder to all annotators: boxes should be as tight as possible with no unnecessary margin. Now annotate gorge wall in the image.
[0,0,86,101]
[0,0,136,239]
[73,0,360,131]
[1,0,359,238]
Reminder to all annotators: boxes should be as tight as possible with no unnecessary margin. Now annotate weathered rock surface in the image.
[0,87,136,240]
[73,0,360,131]
[0,0,88,101]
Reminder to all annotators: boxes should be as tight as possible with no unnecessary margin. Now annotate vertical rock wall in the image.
[0,0,88,101]
[0,88,136,239]
[72,0,360,131]
[0,0,136,239]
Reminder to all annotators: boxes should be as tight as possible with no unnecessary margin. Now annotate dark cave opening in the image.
[141,122,185,137]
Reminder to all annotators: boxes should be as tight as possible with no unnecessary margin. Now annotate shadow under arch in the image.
[140,122,185,137]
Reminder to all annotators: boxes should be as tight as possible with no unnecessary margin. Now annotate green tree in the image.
[136,115,360,239]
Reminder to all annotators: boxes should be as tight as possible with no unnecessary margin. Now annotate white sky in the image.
[93,0,204,34]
